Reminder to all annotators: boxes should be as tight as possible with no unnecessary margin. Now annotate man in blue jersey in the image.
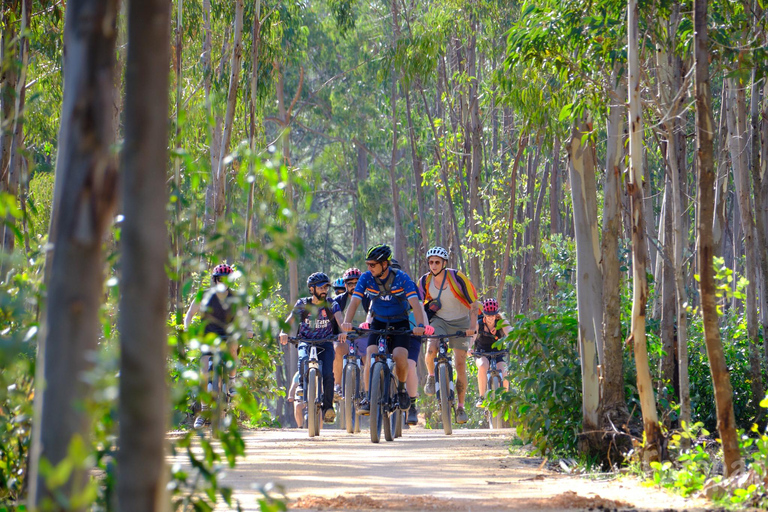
[340,244,432,413]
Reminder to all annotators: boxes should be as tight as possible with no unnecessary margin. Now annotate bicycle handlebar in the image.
[415,331,467,340]
[472,350,507,357]
[287,336,338,344]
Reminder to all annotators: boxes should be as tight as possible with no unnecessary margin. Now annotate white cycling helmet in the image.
[425,246,449,260]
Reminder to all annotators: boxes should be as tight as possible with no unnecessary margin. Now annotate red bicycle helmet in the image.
[212,263,234,277]
[343,267,362,282]
[482,298,499,315]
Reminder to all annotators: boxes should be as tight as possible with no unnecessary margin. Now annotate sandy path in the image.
[171,427,713,511]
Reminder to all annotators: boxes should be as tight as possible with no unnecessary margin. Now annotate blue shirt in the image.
[352,269,419,322]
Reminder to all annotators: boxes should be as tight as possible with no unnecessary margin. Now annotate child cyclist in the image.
[471,298,511,407]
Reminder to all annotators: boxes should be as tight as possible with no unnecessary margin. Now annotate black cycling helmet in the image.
[390,258,401,270]
[307,272,330,288]
[366,244,392,263]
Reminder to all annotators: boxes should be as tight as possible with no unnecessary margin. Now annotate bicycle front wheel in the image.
[438,363,452,435]
[369,362,385,443]
[307,369,319,438]
[344,364,357,434]
[489,373,503,430]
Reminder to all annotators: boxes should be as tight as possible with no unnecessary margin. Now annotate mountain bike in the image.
[360,326,411,443]
[341,333,364,433]
[288,337,336,438]
[473,349,507,430]
[425,331,466,435]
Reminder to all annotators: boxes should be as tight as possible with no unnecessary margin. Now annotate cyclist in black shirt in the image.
[184,263,254,429]
[470,298,511,408]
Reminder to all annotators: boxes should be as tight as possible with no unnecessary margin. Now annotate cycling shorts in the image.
[407,336,421,362]
[367,318,411,353]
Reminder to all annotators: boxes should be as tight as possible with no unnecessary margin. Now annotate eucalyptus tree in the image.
[627,0,662,462]
[29,0,120,508]
[505,0,633,457]
[117,0,171,508]
[693,0,743,478]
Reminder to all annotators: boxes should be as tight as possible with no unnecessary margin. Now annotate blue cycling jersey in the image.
[352,268,419,322]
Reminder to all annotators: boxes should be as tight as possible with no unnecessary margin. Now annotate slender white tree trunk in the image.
[566,114,602,451]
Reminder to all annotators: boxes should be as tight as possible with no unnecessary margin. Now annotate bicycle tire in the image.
[391,374,403,438]
[344,364,357,433]
[369,363,385,443]
[209,360,225,437]
[489,373,503,430]
[392,408,403,438]
[307,369,319,438]
[438,363,452,435]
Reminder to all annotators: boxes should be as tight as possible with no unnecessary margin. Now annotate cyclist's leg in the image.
[425,316,448,393]
[332,340,348,392]
[406,337,420,400]
[294,401,305,428]
[476,356,490,396]
[446,316,472,408]
[364,337,379,393]
[320,342,336,414]
[227,340,239,392]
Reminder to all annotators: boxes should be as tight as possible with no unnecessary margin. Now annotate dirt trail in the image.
[172,427,712,511]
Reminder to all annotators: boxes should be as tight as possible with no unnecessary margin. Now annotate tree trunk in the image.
[750,74,768,371]
[726,78,765,414]
[216,0,244,223]
[566,115,603,455]
[628,0,662,463]
[352,144,368,256]
[118,0,170,508]
[405,87,429,262]
[29,0,119,507]
[659,178,676,415]
[467,24,482,283]
[759,81,768,365]
[388,0,408,268]
[496,133,528,304]
[602,73,628,430]
[551,137,562,235]
[245,0,263,247]
[170,0,183,316]
[694,0,743,478]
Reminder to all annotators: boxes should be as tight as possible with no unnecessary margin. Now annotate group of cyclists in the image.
[186,244,512,431]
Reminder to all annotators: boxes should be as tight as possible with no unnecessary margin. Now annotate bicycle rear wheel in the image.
[369,362,385,443]
[307,369,319,438]
[344,364,357,433]
[391,408,403,438]
[438,363,452,435]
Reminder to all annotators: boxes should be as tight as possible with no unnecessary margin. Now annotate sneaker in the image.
[424,375,436,395]
[475,399,485,408]
[324,407,336,423]
[193,415,205,429]
[357,397,371,415]
[228,378,237,396]
[334,385,342,401]
[397,391,411,410]
[406,405,418,425]
[456,406,469,424]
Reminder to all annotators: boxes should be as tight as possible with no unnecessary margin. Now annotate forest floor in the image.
[171,422,719,511]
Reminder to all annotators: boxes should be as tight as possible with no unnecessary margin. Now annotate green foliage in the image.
[491,312,582,455]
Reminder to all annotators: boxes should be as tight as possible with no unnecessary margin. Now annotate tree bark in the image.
[602,73,628,427]
[467,22,482,284]
[388,0,408,268]
[750,73,768,370]
[628,0,662,463]
[566,114,603,454]
[694,0,743,478]
[29,0,119,508]
[496,133,528,304]
[551,137,562,235]
[117,0,170,509]
[245,0,262,247]
[726,78,765,414]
